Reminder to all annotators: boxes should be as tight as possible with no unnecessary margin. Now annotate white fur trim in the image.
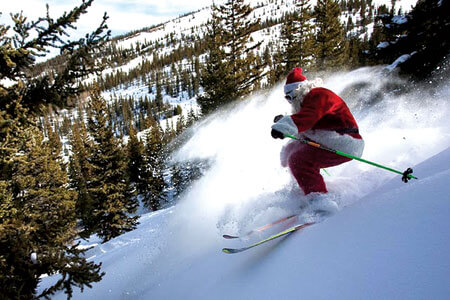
[302,130,365,157]
[272,116,298,137]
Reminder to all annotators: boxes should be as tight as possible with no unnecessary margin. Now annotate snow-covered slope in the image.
[92,0,416,108]
[142,148,450,300]
[39,67,450,299]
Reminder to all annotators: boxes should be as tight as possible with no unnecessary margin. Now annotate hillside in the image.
[39,66,450,298]
[4,0,450,298]
[42,0,418,137]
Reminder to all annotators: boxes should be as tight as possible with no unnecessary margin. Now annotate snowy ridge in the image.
[39,66,450,299]
[66,0,421,140]
[92,0,415,106]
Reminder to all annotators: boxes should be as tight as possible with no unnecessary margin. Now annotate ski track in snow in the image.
[39,67,450,299]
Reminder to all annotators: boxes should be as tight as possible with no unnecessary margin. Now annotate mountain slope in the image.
[39,67,450,299]
[143,148,450,300]
[40,147,450,299]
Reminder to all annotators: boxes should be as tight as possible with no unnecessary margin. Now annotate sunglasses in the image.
[284,92,294,103]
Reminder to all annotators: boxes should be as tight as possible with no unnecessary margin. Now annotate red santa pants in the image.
[286,143,351,195]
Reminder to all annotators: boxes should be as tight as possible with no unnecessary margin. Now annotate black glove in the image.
[273,114,284,123]
[271,128,285,139]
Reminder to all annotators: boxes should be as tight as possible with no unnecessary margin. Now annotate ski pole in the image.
[283,133,418,182]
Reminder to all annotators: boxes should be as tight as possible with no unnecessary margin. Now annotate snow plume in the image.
[168,66,450,246]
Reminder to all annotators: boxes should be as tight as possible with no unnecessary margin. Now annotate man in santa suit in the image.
[271,67,364,195]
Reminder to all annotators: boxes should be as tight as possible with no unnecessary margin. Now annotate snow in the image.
[392,15,408,24]
[374,0,418,11]
[39,66,450,299]
[385,52,416,72]
[0,78,16,87]
[377,41,390,49]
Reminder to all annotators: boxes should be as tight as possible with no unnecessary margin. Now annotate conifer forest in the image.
[1,0,449,298]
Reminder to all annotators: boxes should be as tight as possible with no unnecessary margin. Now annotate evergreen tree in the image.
[280,0,315,73]
[0,1,108,297]
[86,90,139,242]
[155,73,163,110]
[197,9,234,115]
[314,0,348,71]
[43,114,63,157]
[170,160,206,200]
[267,44,286,85]
[126,123,147,200]
[9,131,103,299]
[191,59,200,95]
[216,0,264,98]
[375,0,450,83]
[143,124,166,211]
[176,114,186,135]
[68,120,95,238]
[186,107,197,127]
[170,163,184,200]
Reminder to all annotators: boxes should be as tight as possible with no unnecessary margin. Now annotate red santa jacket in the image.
[272,87,365,157]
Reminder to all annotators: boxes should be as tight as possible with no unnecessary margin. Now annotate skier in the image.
[271,67,364,196]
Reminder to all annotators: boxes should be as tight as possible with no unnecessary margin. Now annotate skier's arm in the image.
[291,90,336,133]
[272,91,336,137]
[271,116,297,137]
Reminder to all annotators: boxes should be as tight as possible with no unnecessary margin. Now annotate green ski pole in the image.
[283,133,418,182]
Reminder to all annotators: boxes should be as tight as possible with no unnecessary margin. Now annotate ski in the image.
[222,214,298,240]
[222,222,315,254]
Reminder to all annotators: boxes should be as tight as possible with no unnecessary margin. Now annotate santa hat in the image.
[284,67,307,95]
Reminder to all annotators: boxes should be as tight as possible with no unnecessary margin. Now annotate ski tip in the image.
[222,234,238,239]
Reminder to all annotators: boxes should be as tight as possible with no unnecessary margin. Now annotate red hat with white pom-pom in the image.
[284,67,307,95]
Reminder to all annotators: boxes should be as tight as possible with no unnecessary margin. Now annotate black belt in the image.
[335,128,359,134]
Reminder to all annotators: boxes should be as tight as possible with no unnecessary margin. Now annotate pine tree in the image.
[216,0,264,98]
[9,130,103,299]
[170,163,184,200]
[68,120,95,237]
[267,44,286,85]
[197,9,234,115]
[170,160,206,200]
[280,0,315,73]
[43,113,63,157]
[186,107,197,127]
[176,114,186,135]
[192,59,200,95]
[126,123,147,200]
[143,123,166,211]
[155,73,163,110]
[86,90,139,242]
[314,0,348,71]
[280,16,299,72]
[375,0,450,83]
[0,1,108,297]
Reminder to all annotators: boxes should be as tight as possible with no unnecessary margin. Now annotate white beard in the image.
[290,78,323,114]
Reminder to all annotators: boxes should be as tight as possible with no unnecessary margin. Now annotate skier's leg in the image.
[288,145,327,195]
[288,144,352,195]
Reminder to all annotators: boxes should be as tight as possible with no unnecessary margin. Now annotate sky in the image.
[0,0,212,37]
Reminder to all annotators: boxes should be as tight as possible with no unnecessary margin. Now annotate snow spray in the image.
[167,66,450,249]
